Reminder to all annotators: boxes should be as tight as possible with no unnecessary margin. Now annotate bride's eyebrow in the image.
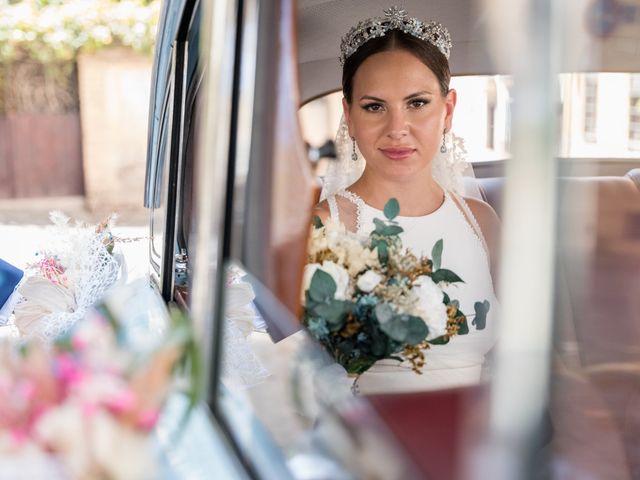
[359,95,386,102]
[359,91,433,102]
[404,91,432,100]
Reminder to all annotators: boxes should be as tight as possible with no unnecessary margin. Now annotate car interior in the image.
[144,0,640,477]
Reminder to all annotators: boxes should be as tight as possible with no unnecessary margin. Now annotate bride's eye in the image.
[361,102,384,112]
[408,98,429,109]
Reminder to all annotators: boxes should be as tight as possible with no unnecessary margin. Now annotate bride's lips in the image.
[379,147,416,160]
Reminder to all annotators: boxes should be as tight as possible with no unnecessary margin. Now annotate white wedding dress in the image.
[326,189,500,395]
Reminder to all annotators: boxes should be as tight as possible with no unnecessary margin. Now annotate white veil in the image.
[320,115,481,201]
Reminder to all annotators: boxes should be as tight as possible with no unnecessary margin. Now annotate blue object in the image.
[0,258,23,309]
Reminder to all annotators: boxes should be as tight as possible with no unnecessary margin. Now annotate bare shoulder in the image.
[313,200,332,224]
[464,197,501,232]
[463,196,501,285]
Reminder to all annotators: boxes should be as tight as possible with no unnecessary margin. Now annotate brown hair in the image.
[342,30,451,103]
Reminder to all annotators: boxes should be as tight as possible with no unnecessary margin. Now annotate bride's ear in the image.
[342,97,353,136]
[444,88,457,132]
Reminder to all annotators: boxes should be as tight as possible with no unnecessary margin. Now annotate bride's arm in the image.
[465,197,501,292]
[312,200,332,225]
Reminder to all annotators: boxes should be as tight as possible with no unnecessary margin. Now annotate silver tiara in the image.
[339,6,452,66]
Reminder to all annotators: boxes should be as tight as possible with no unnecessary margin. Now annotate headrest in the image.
[626,169,640,191]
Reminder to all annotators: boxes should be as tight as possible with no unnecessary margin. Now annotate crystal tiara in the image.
[339,6,452,66]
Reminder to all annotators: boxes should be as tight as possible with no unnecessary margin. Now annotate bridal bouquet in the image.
[0,285,199,480]
[9,212,128,342]
[301,199,490,376]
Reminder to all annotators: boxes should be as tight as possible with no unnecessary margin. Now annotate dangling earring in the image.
[351,137,358,161]
[440,131,447,153]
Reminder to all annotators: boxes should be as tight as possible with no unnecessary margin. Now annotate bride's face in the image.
[343,49,456,181]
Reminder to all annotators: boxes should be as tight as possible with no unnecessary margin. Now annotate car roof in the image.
[297,0,492,102]
[296,0,640,103]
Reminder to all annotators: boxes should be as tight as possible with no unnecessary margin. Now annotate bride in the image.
[314,7,501,394]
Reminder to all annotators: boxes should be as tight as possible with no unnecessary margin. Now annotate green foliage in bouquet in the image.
[302,199,490,375]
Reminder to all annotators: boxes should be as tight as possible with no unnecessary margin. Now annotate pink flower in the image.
[81,401,99,418]
[104,388,136,414]
[71,333,89,351]
[10,427,28,446]
[136,409,160,431]
[16,380,37,402]
[55,353,84,385]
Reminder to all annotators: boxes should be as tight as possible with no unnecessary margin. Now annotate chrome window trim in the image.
[159,39,189,301]
[189,0,238,400]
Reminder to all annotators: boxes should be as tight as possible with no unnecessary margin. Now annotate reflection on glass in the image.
[217,261,419,479]
[548,30,640,476]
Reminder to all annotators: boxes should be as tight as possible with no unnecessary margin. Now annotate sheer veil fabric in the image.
[320,115,481,204]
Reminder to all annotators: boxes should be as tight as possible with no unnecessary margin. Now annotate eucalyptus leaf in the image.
[312,215,324,229]
[309,269,337,302]
[314,300,349,329]
[370,332,388,356]
[379,314,428,344]
[373,218,387,234]
[304,290,316,308]
[428,335,450,345]
[457,316,470,335]
[383,225,404,237]
[374,303,394,324]
[431,269,464,284]
[345,356,377,375]
[472,300,491,330]
[431,239,443,271]
[377,240,389,264]
[384,198,400,220]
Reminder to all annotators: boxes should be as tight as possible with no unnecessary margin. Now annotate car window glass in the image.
[300,73,640,166]
[150,98,172,274]
[198,2,640,477]
[559,73,640,158]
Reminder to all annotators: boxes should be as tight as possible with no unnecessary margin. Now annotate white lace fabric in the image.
[220,268,270,388]
[11,212,122,343]
[321,115,477,201]
[326,190,365,234]
[327,188,491,264]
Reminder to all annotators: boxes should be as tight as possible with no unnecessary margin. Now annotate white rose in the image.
[343,239,367,275]
[326,227,342,250]
[324,219,346,242]
[413,275,448,340]
[319,261,350,300]
[356,270,383,293]
[300,261,350,302]
[307,228,328,256]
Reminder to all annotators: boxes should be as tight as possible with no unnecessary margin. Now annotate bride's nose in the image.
[385,108,409,139]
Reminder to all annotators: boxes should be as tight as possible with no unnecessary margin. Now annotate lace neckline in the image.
[328,188,491,266]
[332,189,449,236]
[334,190,366,233]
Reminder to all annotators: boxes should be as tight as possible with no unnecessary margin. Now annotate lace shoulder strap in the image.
[325,190,365,234]
[327,195,340,221]
[447,191,491,261]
